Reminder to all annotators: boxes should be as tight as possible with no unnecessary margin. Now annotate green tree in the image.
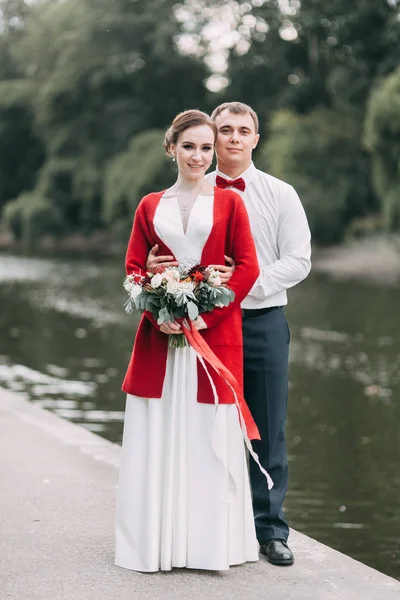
[225,0,400,116]
[364,67,400,231]
[213,0,399,242]
[0,2,44,212]
[2,0,209,242]
[104,130,176,238]
[3,191,59,246]
[258,108,376,245]
[0,80,44,211]
[0,0,32,79]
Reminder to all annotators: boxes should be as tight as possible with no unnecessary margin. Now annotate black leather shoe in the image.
[260,539,294,566]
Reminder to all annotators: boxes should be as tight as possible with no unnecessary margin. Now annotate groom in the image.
[147,101,311,566]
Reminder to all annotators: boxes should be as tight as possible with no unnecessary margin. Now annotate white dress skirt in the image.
[115,194,258,572]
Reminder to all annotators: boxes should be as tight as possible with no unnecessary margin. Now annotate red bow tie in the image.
[216,175,246,192]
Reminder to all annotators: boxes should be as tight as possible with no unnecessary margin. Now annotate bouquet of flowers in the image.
[123,263,235,347]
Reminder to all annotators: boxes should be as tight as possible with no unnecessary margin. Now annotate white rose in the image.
[208,269,222,286]
[124,280,133,292]
[164,267,180,282]
[130,284,142,300]
[151,273,163,288]
[207,268,222,287]
[166,280,179,295]
[211,275,222,286]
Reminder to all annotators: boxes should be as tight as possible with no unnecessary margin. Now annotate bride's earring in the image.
[172,156,176,162]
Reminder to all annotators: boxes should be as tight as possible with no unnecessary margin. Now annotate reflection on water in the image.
[0,253,399,579]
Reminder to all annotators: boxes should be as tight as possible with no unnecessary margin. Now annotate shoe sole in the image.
[266,556,294,566]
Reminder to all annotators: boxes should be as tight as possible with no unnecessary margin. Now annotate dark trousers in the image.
[243,307,290,543]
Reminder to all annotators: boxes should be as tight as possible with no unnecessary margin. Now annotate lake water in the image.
[0,253,399,579]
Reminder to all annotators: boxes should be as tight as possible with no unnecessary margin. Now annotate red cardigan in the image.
[122,187,259,404]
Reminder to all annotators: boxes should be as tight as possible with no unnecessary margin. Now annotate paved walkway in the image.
[1,387,399,600]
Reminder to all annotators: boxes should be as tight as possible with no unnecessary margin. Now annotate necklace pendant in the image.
[181,206,187,211]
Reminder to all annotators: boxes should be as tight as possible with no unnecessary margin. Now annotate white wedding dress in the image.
[115,194,258,572]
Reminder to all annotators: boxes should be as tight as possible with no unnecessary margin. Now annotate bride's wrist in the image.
[194,316,207,330]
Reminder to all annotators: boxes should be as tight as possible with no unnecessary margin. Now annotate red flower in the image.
[154,266,166,275]
[193,270,205,282]
[188,264,206,277]
[141,274,152,285]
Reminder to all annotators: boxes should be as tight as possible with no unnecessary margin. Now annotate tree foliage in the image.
[224,0,400,116]
[0,80,44,211]
[258,108,376,244]
[364,67,400,230]
[104,130,176,238]
[3,192,60,245]
[0,0,399,246]
[0,0,209,244]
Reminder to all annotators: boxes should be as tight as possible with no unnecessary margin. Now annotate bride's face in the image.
[170,125,215,181]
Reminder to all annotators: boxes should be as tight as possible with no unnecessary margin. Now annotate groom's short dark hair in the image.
[211,102,259,134]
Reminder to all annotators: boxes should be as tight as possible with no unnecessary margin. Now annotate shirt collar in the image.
[216,161,257,187]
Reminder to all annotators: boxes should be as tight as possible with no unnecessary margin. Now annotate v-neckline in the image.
[174,194,204,237]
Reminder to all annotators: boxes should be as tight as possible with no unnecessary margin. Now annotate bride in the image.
[115,109,262,572]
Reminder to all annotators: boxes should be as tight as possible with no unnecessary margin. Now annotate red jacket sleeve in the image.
[125,200,161,331]
[125,200,150,277]
[201,194,259,329]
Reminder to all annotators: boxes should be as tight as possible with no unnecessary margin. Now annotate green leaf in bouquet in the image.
[157,306,171,325]
[138,295,148,311]
[145,295,161,312]
[187,301,199,320]
[124,299,134,314]
[149,307,159,321]
[222,288,235,306]
[175,291,196,307]
[174,306,187,319]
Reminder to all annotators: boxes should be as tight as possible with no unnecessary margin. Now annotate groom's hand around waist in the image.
[146,244,179,271]
[209,255,235,284]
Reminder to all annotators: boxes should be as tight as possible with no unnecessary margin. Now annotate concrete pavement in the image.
[1,387,399,600]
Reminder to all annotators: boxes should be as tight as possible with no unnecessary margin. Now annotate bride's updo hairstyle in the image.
[163,110,217,157]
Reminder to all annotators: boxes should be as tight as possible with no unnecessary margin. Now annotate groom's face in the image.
[214,109,259,172]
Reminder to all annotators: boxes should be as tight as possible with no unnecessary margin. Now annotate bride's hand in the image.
[193,316,207,331]
[160,321,181,335]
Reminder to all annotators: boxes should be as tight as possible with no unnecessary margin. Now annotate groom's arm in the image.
[146,244,179,271]
[249,185,311,301]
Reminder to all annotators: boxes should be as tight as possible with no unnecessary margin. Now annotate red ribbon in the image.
[181,320,260,441]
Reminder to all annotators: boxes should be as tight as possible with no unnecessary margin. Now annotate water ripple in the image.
[0,363,96,397]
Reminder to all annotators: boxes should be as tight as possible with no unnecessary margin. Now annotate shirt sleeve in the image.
[201,195,260,329]
[248,184,311,301]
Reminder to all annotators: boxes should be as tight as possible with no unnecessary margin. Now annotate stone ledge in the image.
[1,387,399,600]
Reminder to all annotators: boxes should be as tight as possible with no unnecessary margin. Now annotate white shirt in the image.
[207,162,311,309]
